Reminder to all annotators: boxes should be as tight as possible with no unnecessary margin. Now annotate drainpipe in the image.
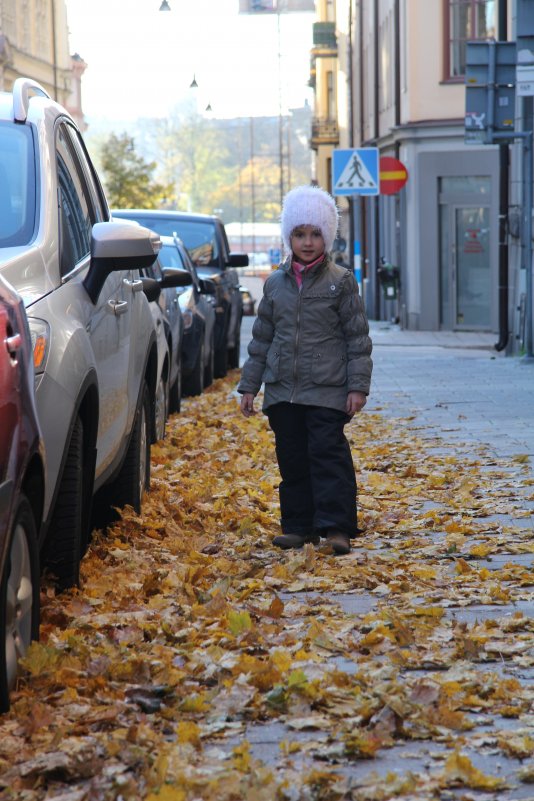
[373,0,380,319]
[348,0,355,272]
[495,0,509,351]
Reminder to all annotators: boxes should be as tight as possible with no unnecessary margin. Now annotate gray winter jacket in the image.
[238,255,373,412]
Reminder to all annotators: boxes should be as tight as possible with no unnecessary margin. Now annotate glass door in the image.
[440,204,491,329]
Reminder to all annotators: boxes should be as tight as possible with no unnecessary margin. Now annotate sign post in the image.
[332,149,379,298]
[332,148,379,197]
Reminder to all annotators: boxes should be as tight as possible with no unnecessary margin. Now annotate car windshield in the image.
[0,122,36,247]
[160,243,185,270]
[127,216,219,267]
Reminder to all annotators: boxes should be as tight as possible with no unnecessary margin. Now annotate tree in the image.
[99,133,174,209]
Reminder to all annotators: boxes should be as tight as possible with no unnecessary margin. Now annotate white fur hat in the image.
[281,184,339,255]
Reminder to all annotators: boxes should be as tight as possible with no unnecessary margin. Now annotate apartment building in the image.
[0,0,72,107]
[311,0,533,353]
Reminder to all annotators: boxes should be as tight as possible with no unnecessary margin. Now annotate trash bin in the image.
[377,258,400,300]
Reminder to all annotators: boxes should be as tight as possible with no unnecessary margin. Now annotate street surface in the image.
[0,284,532,800]
[240,274,534,463]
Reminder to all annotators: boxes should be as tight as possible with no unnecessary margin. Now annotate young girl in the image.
[238,185,372,555]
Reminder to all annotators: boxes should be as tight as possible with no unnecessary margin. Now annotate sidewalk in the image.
[367,321,534,466]
[2,318,531,800]
[236,313,533,799]
[241,315,534,466]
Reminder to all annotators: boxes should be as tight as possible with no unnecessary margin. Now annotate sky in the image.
[65,0,315,123]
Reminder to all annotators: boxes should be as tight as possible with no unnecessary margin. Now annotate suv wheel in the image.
[0,495,40,713]
[204,331,215,388]
[154,371,168,441]
[184,337,205,397]
[227,317,242,370]
[169,358,182,415]
[214,343,228,379]
[44,416,85,590]
[111,382,151,513]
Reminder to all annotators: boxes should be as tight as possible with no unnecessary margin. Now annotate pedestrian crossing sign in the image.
[332,148,379,196]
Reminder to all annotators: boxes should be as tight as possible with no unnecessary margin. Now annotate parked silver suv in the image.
[0,79,161,590]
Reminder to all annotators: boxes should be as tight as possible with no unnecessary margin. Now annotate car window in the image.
[160,243,200,292]
[125,216,219,268]
[160,243,183,270]
[171,221,219,267]
[0,122,36,247]
[65,124,108,223]
[56,124,93,276]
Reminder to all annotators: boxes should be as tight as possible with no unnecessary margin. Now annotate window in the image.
[445,0,497,79]
[56,124,93,276]
[327,71,335,120]
[0,123,37,247]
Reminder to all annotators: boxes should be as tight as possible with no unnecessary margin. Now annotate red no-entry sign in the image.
[379,156,409,195]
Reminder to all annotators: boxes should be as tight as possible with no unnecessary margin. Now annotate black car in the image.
[159,236,217,397]
[112,210,248,378]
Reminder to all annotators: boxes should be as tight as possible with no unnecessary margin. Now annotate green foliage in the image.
[96,107,313,222]
[151,108,313,222]
[100,133,174,209]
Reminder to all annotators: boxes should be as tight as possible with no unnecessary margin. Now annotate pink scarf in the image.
[291,253,325,289]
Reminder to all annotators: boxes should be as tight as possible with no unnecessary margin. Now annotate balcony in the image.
[312,21,337,52]
[310,117,339,148]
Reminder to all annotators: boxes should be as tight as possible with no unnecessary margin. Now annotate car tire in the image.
[227,317,242,370]
[154,370,168,442]
[169,361,182,415]
[109,382,151,514]
[214,343,228,379]
[204,330,215,388]
[44,416,85,591]
[183,338,205,397]
[0,495,40,713]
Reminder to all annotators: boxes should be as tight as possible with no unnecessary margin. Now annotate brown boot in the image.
[326,531,351,555]
[272,533,320,549]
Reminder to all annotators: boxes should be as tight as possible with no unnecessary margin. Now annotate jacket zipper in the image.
[290,279,303,403]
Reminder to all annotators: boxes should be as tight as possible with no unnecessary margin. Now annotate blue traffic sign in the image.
[332,148,379,196]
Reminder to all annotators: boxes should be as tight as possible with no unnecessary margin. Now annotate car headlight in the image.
[28,318,50,375]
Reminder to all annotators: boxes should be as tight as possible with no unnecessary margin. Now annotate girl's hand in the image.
[346,391,367,417]
[240,393,257,417]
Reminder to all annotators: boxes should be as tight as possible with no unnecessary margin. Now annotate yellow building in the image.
[309,0,340,194]
[310,0,529,346]
[0,0,72,107]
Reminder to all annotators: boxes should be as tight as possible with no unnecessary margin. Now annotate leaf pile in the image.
[0,373,532,801]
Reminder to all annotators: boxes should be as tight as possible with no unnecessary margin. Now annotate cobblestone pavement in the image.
[239,311,533,800]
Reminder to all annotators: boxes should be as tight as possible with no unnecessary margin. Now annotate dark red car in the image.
[0,274,45,712]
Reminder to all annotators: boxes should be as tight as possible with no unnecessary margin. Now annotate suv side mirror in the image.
[199,278,217,295]
[85,222,160,303]
[161,267,193,289]
[228,253,249,268]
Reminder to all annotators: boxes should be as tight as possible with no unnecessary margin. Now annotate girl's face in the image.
[290,225,325,264]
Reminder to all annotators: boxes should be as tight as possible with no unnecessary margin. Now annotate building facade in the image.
[0,0,72,107]
[311,0,532,354]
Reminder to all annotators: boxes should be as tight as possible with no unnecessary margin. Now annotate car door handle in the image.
[124,278,144,293]
[108,300,129,316]
[5,333,22,355]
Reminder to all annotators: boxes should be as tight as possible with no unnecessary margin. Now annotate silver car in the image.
[0,79,161,590]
